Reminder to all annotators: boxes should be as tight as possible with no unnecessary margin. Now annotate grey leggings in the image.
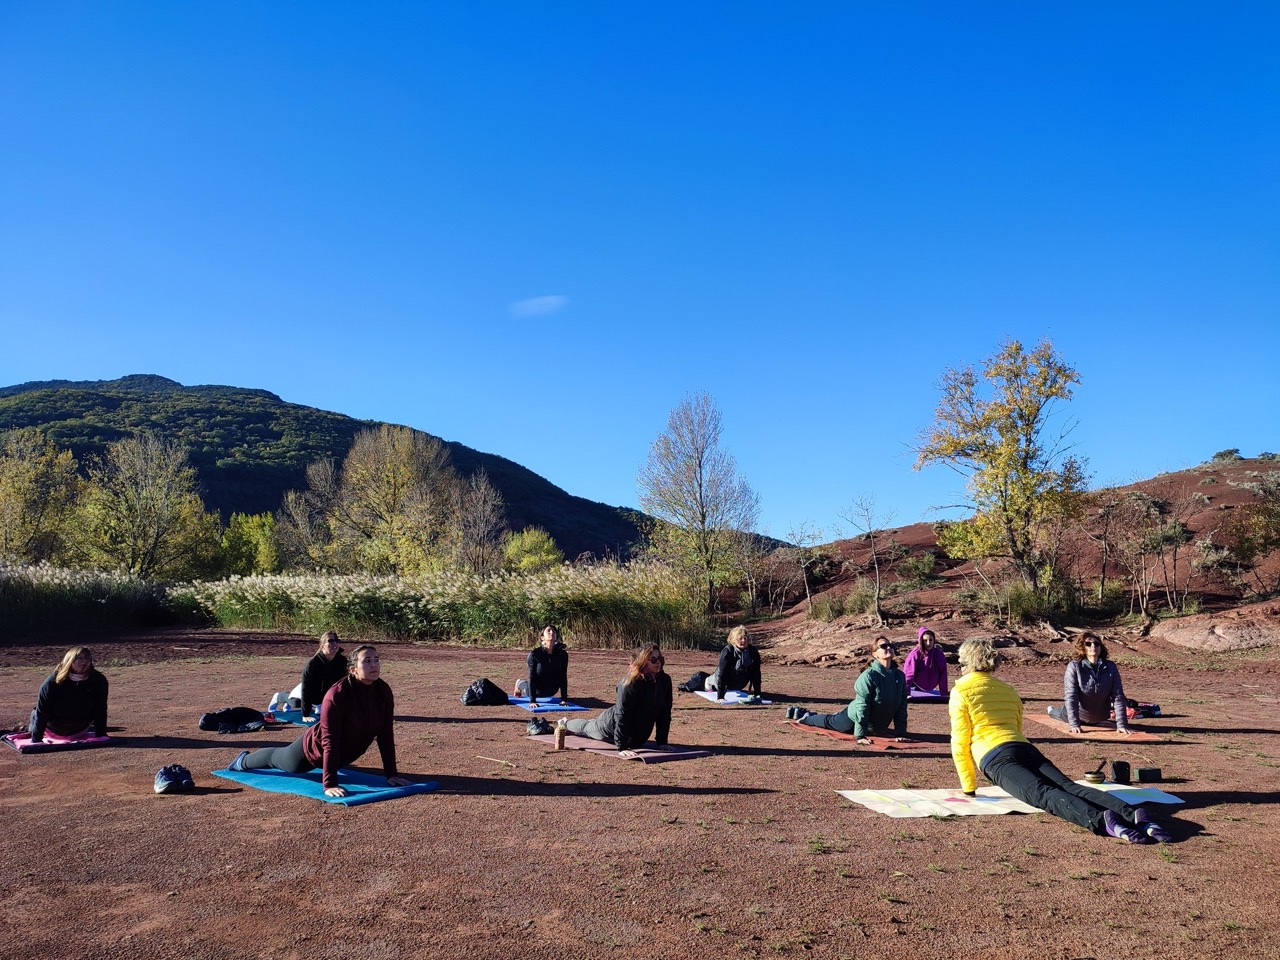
[242,734,312,773]
[565,716,611,742]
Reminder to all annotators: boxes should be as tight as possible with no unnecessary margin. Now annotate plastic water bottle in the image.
[554,718,566,750]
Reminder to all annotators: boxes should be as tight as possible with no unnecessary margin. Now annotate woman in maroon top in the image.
[231,645,411,798]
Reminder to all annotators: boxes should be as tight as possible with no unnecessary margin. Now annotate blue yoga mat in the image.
[268,708,319,727]
[211,766,439,806]
[510,697,587,713]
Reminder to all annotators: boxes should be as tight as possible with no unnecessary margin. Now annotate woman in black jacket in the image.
[707,626,762,699]
[29,646,108,742]
[525,625,569,707]
[300,630,348,720]
[565,645,673,758]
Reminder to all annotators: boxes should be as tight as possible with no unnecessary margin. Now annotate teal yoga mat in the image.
[211,766,439,806]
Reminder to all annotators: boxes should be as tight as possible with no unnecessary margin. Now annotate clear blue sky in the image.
[2,3,1277,539]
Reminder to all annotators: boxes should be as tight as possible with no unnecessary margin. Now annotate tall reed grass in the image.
[173,561,710,648]
[0,563,182,637]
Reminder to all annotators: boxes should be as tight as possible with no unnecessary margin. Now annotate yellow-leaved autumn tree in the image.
[914,339,1088,593]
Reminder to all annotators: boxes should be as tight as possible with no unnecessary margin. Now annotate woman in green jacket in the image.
[786,637,909,744]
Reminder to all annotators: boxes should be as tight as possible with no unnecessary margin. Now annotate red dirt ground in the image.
[2,628,1279,960]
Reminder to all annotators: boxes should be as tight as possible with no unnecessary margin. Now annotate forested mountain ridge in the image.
[0,375,642,559]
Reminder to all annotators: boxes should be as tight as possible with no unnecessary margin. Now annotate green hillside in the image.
[0,375,642,560]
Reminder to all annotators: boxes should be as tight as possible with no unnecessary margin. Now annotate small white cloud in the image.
[510,295,568,318]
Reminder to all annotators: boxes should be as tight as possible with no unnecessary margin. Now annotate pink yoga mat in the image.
[1025,712,1164,742]
[783,720,929,750]
[527,733,711,763]
[3,731,111,753]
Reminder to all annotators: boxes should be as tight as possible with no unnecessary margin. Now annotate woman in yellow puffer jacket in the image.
[948,639,1171,844]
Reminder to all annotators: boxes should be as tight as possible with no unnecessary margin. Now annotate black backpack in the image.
[199,707,266,734]
[461,677,508,706]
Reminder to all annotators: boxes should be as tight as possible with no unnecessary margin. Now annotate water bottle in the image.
[554,718,567,750]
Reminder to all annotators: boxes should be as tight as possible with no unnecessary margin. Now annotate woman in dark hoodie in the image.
[29,646,108,742]
[299,630,348,720]
[565,644,673,758]
[526,625,569,707]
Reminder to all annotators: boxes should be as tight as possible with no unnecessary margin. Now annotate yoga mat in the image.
[211,766,439,806]
[908,689,946,702]
[838,786,1042,818]
[527,733,711,763]
[266,708,318,727]
[509,697,587,714]
[3,731,111,753]
[837,783,1183,819]
[693,690,773,705]
[783,720,929,750]
[1026,712,1164,742]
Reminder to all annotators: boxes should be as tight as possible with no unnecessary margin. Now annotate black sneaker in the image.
[173,765,195,791]
[154,765,181,794]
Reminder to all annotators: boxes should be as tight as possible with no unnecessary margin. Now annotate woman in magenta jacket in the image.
[902,628,948,694]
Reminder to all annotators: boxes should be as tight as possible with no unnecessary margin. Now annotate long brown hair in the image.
[55,646,94,684]
[317,629,340,653]
[625,644,664,684]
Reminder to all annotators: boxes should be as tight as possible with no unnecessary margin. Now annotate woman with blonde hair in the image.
[565,644,673,759]
[29,646,109,743]
[299,630,348,720]
[1046,632,1130,734]
[949,638,1170,843]
[707,626,762,700]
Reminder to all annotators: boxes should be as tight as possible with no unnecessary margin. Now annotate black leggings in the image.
[242,734,312,773]
[982,741,1138,833]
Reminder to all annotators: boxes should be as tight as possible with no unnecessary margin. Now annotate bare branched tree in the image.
[638,392,759,613]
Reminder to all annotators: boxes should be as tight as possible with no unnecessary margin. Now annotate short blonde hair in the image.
[958,638,1000,673]
[726,626,748,646]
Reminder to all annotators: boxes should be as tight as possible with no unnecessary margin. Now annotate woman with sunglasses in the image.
[785,637,909,745]
[564,644,673,759]
[1046,632,1130,735]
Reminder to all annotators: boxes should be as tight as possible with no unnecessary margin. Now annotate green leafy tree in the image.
[0,430,81,562]
[75,433,221,579]
[915,338,1088,592]
[1221,471,1280,596]
[278,425,488,575]
[220,512,281,576]
[503,526,565,574]
[637,392,759,613]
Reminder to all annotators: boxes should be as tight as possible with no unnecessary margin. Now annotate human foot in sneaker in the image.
[1103,810,1152,844]
[1133,807,1173,843]
[228,750,250,773]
